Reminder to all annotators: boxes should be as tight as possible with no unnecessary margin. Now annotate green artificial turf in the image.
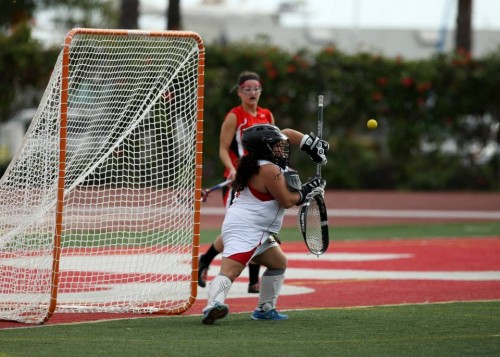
[1,301,499,357]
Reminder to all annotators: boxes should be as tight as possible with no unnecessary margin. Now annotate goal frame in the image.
[1,28,205,324]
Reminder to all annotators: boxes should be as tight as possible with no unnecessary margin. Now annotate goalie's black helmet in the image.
[242,124,290,168]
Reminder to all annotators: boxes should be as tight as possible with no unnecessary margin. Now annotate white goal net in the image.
[0,28,205,324]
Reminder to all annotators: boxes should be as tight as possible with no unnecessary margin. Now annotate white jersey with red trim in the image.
[222,160,286,234]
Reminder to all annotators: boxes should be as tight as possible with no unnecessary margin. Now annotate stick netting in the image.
[0,29,204,324]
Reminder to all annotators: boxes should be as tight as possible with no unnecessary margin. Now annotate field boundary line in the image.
[201,207,500,220]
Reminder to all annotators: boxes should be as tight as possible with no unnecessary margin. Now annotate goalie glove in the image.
[300,133,329,165]
[296,177,326,206]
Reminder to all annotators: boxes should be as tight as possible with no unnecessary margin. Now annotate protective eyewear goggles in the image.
[239,86,263,94]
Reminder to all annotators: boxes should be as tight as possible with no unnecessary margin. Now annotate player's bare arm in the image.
[219,114,238,179]
[281,128,304,146]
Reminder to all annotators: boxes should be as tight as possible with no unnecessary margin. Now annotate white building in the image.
[32,0,500,59]
[138,0,500,59]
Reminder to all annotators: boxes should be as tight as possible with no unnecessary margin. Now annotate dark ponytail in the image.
[233,154,260,192]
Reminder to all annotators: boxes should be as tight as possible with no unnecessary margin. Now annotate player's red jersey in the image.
[223,105,273,178]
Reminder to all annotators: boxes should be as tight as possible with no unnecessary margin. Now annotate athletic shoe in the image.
[198,255,209,288]
[247,283,260,293]
[202,303,229,325]
[251,309,288,321]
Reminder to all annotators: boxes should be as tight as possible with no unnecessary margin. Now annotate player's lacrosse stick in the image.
[176,179,232,207]
[298,95,329,256]
[201,179,232,202]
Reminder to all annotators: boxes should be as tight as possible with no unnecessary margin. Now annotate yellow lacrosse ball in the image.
[367,119,378,129]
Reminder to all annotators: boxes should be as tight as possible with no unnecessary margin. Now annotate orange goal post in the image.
[0,28,205,324]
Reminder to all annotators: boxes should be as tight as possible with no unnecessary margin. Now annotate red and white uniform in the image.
[222,105,273,208]
[221,160,286,265]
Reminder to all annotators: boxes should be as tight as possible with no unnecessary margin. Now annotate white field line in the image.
[201,207,500,220]
[2,252,499,305]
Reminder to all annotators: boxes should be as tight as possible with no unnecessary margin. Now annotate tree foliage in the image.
[0,25,58,120]
[0,0,36,29]
[38,0,117,30]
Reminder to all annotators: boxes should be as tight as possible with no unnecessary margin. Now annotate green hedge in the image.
[202,42,500,190]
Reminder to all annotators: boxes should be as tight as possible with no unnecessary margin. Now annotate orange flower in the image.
[267,68,278,79]
[372,92,383,101]
[416,82,432,93]
[264,60,273,69]
[323,46,335,54]
[287,65,297,73]
[401,77,413,87]
[377,77,388,87]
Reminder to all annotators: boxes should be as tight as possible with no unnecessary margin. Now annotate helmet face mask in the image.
[270,139,290,168]
[242,124,290,168]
